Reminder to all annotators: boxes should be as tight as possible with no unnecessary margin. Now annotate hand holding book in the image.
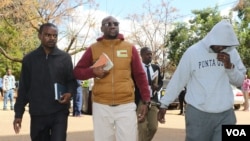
[54,83,67,100]
[91,53,113,79]
[151,70,160,93]
[152,70,159,86]
[54,83,71,104]
[59,93,72,104]
[91,53,113,71]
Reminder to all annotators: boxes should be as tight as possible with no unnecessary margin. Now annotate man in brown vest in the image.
[73,16,151,141]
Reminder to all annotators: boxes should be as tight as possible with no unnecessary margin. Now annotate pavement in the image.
[0,98,250,141]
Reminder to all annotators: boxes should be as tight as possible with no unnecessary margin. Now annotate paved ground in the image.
[0,98,249,141]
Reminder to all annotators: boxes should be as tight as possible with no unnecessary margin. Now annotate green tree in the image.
[165,7,228,74]
[233,0,250,72]
[0,0,98,78]
[0,0,39,78]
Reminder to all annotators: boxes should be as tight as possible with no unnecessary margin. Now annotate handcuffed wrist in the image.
[160,103,168,109]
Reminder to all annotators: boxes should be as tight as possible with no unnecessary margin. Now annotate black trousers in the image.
[178,90,186,113]
[30,109,69,141]
[0,87,3,97]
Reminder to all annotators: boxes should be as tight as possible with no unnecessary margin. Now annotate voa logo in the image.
[226,129,246,136]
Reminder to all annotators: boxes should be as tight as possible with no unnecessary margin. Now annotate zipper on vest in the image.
[111,44,115,105]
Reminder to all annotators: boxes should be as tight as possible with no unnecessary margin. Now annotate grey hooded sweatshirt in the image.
[160,19,246,113]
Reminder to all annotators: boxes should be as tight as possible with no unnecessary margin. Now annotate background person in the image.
[13,23,77,141]
[135,47,163,141]
[135,47,164,105]
[86,78,94,115]
[241,75,250,111]
[73,16,150,141]
[0,76,3,98]
[2,68,16,110]
[81,79,89,114]
[157,19,246,141]
[178,87,186,115]
[73,80,83,117]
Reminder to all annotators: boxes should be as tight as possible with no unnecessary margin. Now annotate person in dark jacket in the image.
[135,47,164,141]
[178,87,186,115]
[13,23,77,141]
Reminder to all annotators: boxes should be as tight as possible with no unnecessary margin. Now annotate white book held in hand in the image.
[152,70,159,85]
[91,53,114,71]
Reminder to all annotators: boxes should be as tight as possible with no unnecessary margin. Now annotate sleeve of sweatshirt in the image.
[226,48,246,87]
[160,50,191,107]
[131,46,150,102]
[73,47,96,80]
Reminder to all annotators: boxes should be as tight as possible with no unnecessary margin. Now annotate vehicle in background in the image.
[157,87,179,109]
[232,85,244,110]
[157,79,179,109]
[157,82,244,110]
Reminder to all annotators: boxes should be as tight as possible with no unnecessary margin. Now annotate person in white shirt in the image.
[2,68,16,110]
[0,76,3,98]
[158,19,246,141]
[241,75,250,111]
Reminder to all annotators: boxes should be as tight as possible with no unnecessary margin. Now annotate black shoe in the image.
[178,112,183,115]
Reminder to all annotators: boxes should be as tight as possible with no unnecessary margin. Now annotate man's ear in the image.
[38,33,41,40]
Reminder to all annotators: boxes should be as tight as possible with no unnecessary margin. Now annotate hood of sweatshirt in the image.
[201,19,239,53]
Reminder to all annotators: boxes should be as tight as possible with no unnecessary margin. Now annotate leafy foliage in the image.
[0,0,40,78]
[0,0,97,79]
[165,7,227,72]
[233,0,250,74]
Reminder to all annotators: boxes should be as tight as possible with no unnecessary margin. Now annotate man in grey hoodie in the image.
[158,19,246,141]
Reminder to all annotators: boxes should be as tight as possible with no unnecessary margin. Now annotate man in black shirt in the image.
[13,23,77,141]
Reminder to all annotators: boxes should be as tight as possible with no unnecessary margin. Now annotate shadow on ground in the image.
[0,131,93,141]
[0,128,185,141]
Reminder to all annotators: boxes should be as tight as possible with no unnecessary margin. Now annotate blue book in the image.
[54,83,67,100]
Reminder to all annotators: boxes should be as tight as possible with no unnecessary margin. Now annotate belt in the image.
[7,88,14,91]
[150,100,161,106]
[109,104,119,107]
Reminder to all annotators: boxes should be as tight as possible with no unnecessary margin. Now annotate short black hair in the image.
[38,23,57,34]
[101,16,117,25]
[140,47,151,55]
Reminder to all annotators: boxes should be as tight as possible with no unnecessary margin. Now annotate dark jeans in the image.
[73,86,83,116]
[30,109,69,141]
